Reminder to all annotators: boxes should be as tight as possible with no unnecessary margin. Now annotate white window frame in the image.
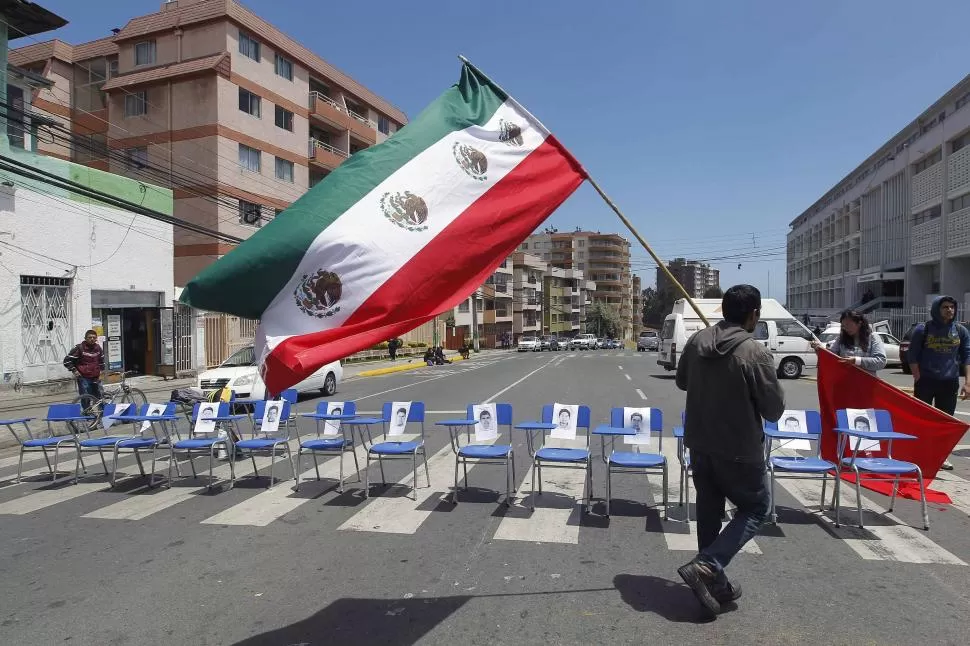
[378,115,390,135]
[134,40,156,66]
[275,157,294,183]
[238,87,261,118]
[124,91,148,117]
[274,53,293,80]
[238,143,261,173]
[239,31,261,61]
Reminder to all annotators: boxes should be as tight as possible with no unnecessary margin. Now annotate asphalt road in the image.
[1,350,969,645]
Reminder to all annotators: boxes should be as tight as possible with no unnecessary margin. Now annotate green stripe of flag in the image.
[179,65,508,319]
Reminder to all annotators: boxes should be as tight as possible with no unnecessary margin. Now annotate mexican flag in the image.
[180,62,586,394]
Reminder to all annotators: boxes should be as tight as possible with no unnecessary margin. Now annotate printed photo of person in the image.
[196,403,218,435]
[472,403,498,442]
[479,408,493,433]
[630,412,644,432]
[844,408,880,452]
[558,408,572,430]
[267,405,280,424]
[623,407,652,446]
[395,407,408,428]
[388,401,412,436]
[853,416,870,433]
[551,403,579,440]
[784,415,801,433]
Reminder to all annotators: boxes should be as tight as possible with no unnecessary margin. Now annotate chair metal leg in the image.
[530,460,537,511]
[269,449,277,489]
[352,445,361,482]
[378,454,386,485]
[820,472,828,513]
[506,454,512,507]
[411,452,418,501]
[453,456,460,504]
[41,447,53,479]
[188,451,198,478]
[511,450,517,493]
[251,454,259,480]
[313,452,321,481]
[769,466,777,524]
[833,469,841,527]
[364,452,371,498]
[17,447,26,484]
[537,463,543,494]
[167,446,175,489]
[149,447,158,488]
[854,469,864,528]
[661,463,669,521]
[285,443,296,483]
[338,449,345,493]
[110,448,121,488]
[889,476,899,512]
[133,450,146,477]
[208,446,216,490]
[606,465,612,517]
[227,447,236,490]
[294,450,303,491]
[462,460,469,491]
[98,449,109,475]
[423,448,430,489]
[916,467,929,530]
[585,462,592,514]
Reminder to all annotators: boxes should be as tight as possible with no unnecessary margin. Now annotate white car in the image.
[518,336,541,352]
[198,345,342,399]
[819,327,901,366]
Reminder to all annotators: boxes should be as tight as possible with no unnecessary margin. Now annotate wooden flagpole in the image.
[457,55,712,327]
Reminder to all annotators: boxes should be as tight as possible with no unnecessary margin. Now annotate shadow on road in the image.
[613,573,716,624]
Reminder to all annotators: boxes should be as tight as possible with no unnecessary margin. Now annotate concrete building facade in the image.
[10,0,407,287]
[656,257,720,299]
[788,74,970,316]
[522,230,640,339]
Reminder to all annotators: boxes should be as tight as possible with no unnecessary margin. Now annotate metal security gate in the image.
[21,276,73,383]
[173,302,194,375]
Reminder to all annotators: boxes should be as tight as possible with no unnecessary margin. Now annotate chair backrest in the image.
[381,401,426,439]
[192,402,230,435]
[46,403,83,421]
[460,403,512,443]
[314,401,356,436]
[281,389,299,418]
[540,404,592,448]
[835,408,891,456]
[253,400,292,437]
[764,410,822,457]
[609,407,663,452]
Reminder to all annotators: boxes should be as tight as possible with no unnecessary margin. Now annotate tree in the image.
[585,302,622,338]
[703,286,723,299]
[641,287,677,328]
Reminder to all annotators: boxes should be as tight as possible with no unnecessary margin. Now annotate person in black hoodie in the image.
[674,284,785,617]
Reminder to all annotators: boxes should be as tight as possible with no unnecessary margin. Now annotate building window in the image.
[6,84,25,149]
[134,40,156,66]
[239,31,261,61]
[458,300,470,313]
[953,132,970,154]
[73,57,109,112]
[124,91,148,117]
[238,200,263,227]
[578,240,585,247]
[913,149,942,174]
[275,105,293,131]
[72,133,108,163]
[108,58,118,78]
[238,143,261,173]
[275,157,294,182]
[125,146,148,170]
[378,115,390,135]
[238,87,261,117]
[957,91,970,111]
[950,193,970,212]
[274,53,293,80]
[913,205,941,226]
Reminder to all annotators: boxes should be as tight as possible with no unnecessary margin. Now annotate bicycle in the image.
[72,371,148,432]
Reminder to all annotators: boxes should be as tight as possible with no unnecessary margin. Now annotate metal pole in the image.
[470,293,480,353]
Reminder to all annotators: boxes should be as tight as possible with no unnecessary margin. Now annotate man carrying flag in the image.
[179,61,585,395]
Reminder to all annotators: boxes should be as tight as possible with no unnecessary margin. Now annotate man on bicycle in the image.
[63,330,105,399]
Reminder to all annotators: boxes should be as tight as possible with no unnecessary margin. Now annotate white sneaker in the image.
[941,460,954,471]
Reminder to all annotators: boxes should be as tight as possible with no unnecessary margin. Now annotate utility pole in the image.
[470,294,480,353]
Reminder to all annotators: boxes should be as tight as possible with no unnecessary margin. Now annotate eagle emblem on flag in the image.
[380,190,430,231]
[453,142,488,181]
[294,269,343,318]
[498,119,523,146]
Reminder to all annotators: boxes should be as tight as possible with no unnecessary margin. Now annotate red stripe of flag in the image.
[262,136,585,394]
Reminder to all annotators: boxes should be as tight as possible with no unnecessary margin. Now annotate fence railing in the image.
[308,138,349,159]
[309,91,342,112]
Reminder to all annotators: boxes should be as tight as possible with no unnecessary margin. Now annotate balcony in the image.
[910,217,942,264]
[308,138,348,171]
[911,161,942,210]
[309,92,377,145]
[948,207,970,257]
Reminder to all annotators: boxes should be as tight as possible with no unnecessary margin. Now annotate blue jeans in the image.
[690,450,770,578]
[76,376,102,400]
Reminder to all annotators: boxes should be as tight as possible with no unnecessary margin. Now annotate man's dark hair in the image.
[396,407,407,416]
[784,416,799,425]
[84,329,97,337]
[721,285,762,324]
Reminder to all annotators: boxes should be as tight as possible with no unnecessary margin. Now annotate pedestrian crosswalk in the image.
[1,437,968,567]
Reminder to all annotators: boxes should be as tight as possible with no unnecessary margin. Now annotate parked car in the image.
[820,323,901,367]
[568,334,598,350]
[518,336,541,352]
[197,345,342,399]
[637,330,659,352]
[539,336,560,351]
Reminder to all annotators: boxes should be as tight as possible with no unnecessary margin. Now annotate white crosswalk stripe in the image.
[0,481,106,515]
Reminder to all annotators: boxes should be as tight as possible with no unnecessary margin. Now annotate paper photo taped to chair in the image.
[622,407,652,447]
[778,409,812,451]
[472,403,498,442]
[844,408,880,452]
[103,402,135,430]
[141,403,166,433]
[196,403,219,435]
[323,402,346,436]
[261,400,285,437]
[388,402,412,437]
[551,403,579,440]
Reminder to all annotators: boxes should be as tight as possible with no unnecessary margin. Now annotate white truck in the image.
[657,298,819,379]
[568,334,598,350]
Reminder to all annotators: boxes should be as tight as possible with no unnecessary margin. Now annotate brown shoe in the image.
[677,560,721,616]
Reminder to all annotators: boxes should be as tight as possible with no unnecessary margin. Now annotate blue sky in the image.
[27,0,970,299]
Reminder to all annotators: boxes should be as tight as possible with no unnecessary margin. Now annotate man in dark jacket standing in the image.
[908,295,970,470]
[674,285,785,617]
[63,330,106,399]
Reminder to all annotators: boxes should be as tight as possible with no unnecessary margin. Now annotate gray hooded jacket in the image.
[675,321,786,463]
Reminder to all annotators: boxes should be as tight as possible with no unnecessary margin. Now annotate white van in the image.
[657,298,819,379]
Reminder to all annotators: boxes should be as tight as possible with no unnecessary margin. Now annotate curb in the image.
[356,355,467,378]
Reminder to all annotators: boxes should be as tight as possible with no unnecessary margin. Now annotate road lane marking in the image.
[493,459,587,545]
[636,389,648,400]
[338,443,460,534]
[483,358,557,405]
[625,374,632,381]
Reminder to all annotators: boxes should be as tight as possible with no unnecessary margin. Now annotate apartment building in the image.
[511,252,544,342]
[543,267,593,338]
[10,0,407,286]
[788,74,970,315]
[522,230,640,339]
[450,258,514,348]
[657,257,720,299]
[632,275,642,336]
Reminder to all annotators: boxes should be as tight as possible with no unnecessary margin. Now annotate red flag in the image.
[817,349,968,503]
